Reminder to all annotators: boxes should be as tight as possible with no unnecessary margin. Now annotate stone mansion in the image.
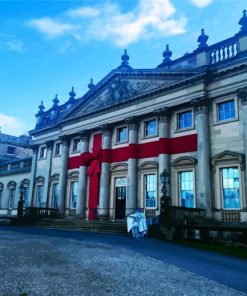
[1,11,247,222]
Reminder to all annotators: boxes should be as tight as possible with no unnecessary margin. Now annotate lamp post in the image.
[17,184,25,221]
[160,169,170,223]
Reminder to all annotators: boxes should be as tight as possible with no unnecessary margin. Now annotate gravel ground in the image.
[0,230,245,296]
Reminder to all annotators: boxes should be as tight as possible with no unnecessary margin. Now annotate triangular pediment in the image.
[63,70,196,121]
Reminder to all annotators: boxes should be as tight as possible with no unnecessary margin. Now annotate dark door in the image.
[115,186,126,219]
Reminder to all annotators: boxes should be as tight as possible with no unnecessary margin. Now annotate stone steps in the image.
[32,218,128,234]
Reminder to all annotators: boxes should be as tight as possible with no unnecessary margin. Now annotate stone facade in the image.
[1,12,247,222]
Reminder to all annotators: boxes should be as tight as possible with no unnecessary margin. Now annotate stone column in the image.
[194,100,212,218]
[58,136,70,216]
[126,120,138,216]
[239,91,247,209]
[77,133,89,217]
[43,141,54,207]
[158,109,170,204]
[98,128,111,219]
[29,145,38,207]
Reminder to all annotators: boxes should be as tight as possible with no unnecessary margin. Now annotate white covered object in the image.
[127,212,147,237]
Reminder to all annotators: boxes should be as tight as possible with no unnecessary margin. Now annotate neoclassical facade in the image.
[1,11,247,222]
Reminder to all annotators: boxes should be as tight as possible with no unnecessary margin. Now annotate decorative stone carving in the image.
[237,89,247,105]
[197,29,209,49]
[82,78,164,113]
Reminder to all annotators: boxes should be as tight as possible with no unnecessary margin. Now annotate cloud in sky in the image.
[27,0,187,47]
[190,0,213,8]
[0,113,29,136]
[28,17,78,38]
[5,39,24,52]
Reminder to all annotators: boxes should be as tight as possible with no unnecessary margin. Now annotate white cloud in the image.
[27,0,187,47]
[58,41,75,54]
[190,0,213,8]
[0,114,28,136]
[67,6,100,18]
[28,17,77,38]
[5,39,24,52]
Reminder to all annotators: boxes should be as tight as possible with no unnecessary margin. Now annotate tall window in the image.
[179,171,194,208]
[217,100,235,121]
[116,126,128,143]
[6,146,16,155]
[52,183,59,208]
[73,139,80,152]
[144,119,157,137]
[0,190,2,208]
[145,174,157,208]
[39,147,47,159]
[23,187,29,207]
[178,111,192,130]
[70,181,78,209]
[221,167,240,209]
[36,185,45,207]
[54,143,61,156]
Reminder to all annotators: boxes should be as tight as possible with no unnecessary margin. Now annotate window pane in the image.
[145,119,157,137]
[145,174,157,208]
[36,185,44,207]
[178,111,192,129]
[117,127,128,142]
[218,100,235,121]
[70,181,78,209]
[52,183,59,208]
[221,167,240,209]
[179,171,194,208]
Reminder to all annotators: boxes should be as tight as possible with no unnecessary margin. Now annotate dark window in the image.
[39,147,47,159]
[218,100,235,121]
[178,111,192,129]
[6,146,16,155]
[54,143,61,156]
[144,119,157,137]
[73,139,80,152]
[116,126,128,143]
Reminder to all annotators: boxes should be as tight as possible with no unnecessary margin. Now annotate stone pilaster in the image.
[77,133,89,217]
[126,119,138,216]
[58,136,70,216]
[29,145,38,207]
[157,108,171,203]
[98,128,111,218]
[238,90,247,206]
[43,140,54,207]
[193,99,212,217]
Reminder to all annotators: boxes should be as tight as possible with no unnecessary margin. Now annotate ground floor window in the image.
[178,171,194,208]
[144,174,157,208]
[36,185,45,208]
[0,190,2,208]
[52,183,59,208]
[8,189,15,209]
[70,181,78,209]
[23,187,29,207]
[221,167,240,209]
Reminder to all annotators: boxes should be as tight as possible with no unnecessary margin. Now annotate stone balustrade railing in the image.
[0,157,32,176]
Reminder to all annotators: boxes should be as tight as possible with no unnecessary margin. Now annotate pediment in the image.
[212,150,244,165]
[63,71,191,120]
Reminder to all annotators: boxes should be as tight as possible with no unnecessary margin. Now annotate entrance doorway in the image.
[115,177,127,219]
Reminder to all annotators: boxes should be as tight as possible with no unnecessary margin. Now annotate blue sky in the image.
[0,0,246,136]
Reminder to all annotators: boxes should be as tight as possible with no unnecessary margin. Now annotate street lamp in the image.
[160,169,170,223]
[17,184,25,221]
[160,169,169,196]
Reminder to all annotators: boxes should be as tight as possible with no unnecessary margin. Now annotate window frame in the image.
[54,142,61,156]
[214,97,238,125]
[116,126,128,144]
[175,108,194,132]
[177,169,196,208]
[6,146,16,155]
[72,138,80,152]
[70,181,78,209]
[144,173,158,209]
[39,146,47,159]
[143,118,158,139]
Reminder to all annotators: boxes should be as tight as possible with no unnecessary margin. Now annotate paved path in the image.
[0,226,246,296]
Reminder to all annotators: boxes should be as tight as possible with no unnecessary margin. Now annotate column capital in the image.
[78,130,89,142]
[99,124,111,136]
[125,116,138,130]
[191,98,209,114]
[31,144,39,153]
[237,89,247,105]
[45,140,54,149]
[59,135,71,145]
[154,107,171,119]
